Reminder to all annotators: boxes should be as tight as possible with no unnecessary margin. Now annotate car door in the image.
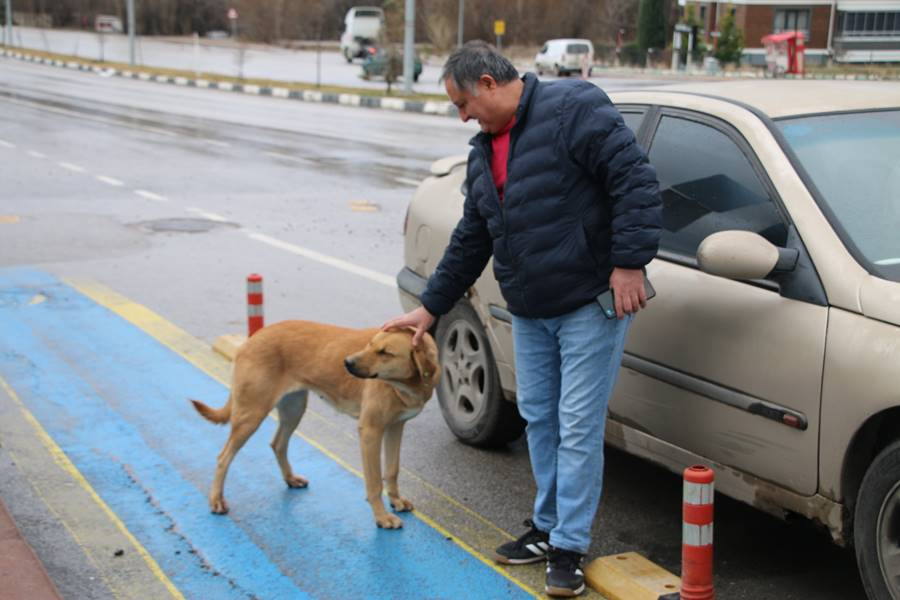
[609,108,828,495]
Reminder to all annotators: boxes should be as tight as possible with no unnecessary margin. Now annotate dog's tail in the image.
[190,395,232,425]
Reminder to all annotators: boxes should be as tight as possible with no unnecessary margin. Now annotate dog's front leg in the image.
[359,418,403,529]
[383,421,413,513]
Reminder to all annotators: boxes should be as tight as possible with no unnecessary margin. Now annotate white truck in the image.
[340,6,385,62]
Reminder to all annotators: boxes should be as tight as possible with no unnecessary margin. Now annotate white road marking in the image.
[59,162,86,173]
[0,139,15,148]
[245,231,396,289]
[264,151,313,164]
[395,177,421,187]
[134,189,168,203]
[95,175,124,187]
[206,140,230,148]
[185,207,227,222]
[27,150,47,159]
[0,96,178,138]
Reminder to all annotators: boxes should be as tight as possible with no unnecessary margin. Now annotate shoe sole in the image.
[545,583,586,597]
[493,552,547,565]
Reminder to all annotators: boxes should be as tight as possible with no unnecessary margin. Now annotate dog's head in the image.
[344,328,439,388]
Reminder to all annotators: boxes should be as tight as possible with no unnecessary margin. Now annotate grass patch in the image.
[0,45,450,102]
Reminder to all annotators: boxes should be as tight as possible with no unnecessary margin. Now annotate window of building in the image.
[839,11,900,37]
[774,9,811,38]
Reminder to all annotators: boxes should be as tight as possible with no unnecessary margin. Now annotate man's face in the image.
[445,76,505,134]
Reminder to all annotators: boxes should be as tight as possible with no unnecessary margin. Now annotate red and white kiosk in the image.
[762,31,806,77]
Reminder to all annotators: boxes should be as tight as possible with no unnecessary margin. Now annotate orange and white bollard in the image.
[247,273,264,337]
[681,465,715,600]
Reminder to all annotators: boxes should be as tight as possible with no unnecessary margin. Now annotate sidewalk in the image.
[0,496,61,600]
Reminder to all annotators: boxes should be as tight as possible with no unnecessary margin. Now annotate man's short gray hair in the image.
[441,41,519,93]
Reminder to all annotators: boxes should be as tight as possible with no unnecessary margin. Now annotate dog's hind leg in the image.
[209,405,269,514]
[271,390,309,488]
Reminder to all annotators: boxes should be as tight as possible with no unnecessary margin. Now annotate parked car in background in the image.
[361,46,422,82]
[397,80,900,600]
[340,6,384,62]
[534,38,594,77]
[94,14,123,34]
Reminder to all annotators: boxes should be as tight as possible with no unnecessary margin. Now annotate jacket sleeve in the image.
[562,83,663,269]
[419,157,494,317]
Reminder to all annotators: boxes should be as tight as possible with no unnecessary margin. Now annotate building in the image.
[685,0,900,65]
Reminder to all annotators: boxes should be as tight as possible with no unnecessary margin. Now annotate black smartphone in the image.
[596,276,656,319]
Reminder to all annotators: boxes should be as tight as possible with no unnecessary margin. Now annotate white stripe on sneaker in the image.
[526,543,544,556]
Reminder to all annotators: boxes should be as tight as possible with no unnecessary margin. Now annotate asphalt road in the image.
[0,57,868,600]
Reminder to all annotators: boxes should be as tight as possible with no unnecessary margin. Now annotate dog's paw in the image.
[376,514,404,529]
[285,475,309,488]
[210,497,229,514]
[389,496,414,513]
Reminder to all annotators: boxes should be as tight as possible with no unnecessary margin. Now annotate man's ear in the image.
[412,334,439,385]
[479,74,498,91]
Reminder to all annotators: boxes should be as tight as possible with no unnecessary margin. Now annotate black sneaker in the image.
[545,547,586,597]
[494,519,550,564]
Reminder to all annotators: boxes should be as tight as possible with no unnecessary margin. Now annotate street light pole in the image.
[457,0,464,48]
[5,0,12,48]
[403,0,414,93]
[126,0,135,65]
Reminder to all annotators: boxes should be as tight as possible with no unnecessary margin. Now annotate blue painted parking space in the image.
[0,267,536,599]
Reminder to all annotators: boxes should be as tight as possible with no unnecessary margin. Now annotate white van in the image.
[340,7,385,62]
[534,38,595,77]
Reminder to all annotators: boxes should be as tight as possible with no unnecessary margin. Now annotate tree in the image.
[636,0,666,58]
[715,7,744,65]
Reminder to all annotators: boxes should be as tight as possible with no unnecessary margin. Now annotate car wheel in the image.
[344,50,352,63]
[555,64,563,77]
[855,440,900,600]
[414,73,420,82]
[435,301,525,448]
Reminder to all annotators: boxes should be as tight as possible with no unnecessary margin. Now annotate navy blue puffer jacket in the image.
[420,73,662,319]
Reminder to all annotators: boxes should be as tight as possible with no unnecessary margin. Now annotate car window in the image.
[566,43,590,54]
[778,110,900,283]
[540,45,548,54]
[620,111,644,138]
[648,115,788,259]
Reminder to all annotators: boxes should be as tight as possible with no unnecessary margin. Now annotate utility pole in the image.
[457,0,464,48]
[5,0,12,48]
[403,0,414,93]
[126,0,135,65]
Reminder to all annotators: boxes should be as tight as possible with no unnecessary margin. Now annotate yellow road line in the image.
[67,277,540,598]
[0,375,185,600]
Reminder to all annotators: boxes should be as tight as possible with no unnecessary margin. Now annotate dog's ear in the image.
[412,333,439,386]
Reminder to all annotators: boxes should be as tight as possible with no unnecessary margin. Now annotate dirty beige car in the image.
[397,81,900,600]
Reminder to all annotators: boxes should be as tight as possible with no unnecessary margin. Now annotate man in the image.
[383,41,661,597]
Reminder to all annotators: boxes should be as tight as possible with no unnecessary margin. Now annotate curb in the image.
[0,48,459,118]
[0,496,62,600]
[212,334,246,361]
[585,552,681,600]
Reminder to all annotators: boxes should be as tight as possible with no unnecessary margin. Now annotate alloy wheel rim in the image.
[440,320,489,427]
[877,478,900,599]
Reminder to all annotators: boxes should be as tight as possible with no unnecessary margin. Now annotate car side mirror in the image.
[697,230,798,280]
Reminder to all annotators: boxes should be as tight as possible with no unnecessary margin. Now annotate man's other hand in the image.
[609,267,647,319]
[382,306,436,347]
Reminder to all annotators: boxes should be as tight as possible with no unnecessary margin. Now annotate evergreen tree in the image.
[636,0,667,55]
[715,8,744,65]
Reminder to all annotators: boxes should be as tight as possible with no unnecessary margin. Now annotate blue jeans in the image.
[512,302,631,554]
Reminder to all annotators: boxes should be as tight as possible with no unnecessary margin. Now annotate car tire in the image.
[854,439,900,600]
[435,301,525,448]
[555,64,563,77]
[414,73,420,82]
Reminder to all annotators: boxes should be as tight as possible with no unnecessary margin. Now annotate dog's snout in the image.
[344,357,355,370]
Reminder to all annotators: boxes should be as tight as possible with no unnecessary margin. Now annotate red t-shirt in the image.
[491,116,516,201]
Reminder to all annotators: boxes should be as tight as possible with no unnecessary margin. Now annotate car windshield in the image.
[566,43,590,53]
[777,110,900,283]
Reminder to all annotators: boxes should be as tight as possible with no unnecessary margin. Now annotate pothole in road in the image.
[134,218,239,234]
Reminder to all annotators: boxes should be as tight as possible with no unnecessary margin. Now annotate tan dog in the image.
[190,321,439,528]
